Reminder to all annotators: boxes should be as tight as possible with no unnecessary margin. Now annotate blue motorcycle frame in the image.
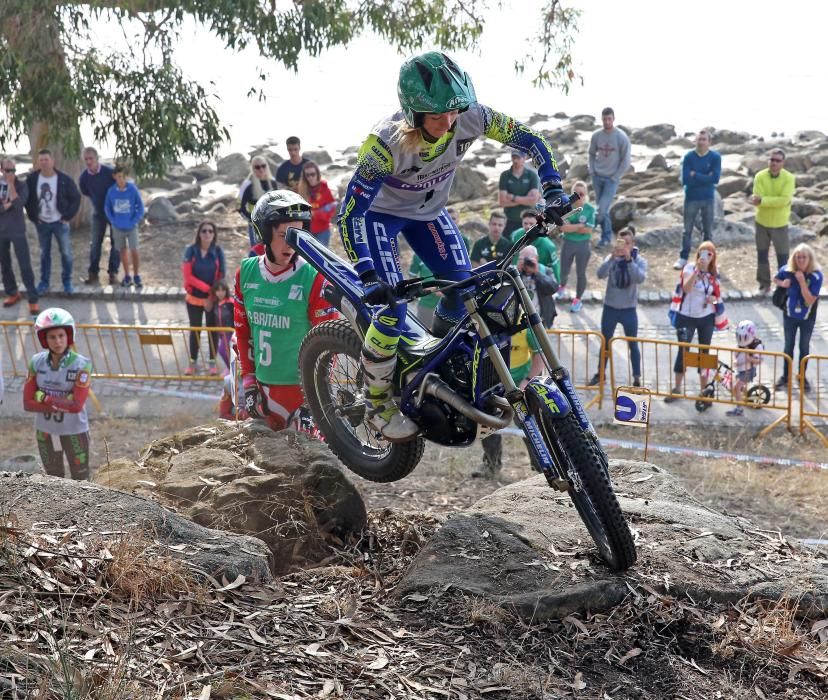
[285,221,602,492]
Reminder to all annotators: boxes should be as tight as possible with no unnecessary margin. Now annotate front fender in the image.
[525,376,572,419]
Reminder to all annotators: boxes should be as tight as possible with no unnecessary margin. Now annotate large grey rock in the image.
[568,114,595,130]
[717,175,750,198]
[166,182,201,206]
[449,165,491,203]
[0,454,41,474]
[609,197,636,230]
[791,199,826,219]
[0,471,272,583]
[396,460,827,620]
[187,164,217,182]
[713,129,751,145]
[216,152,251,182]
[146,196,179,225]
[646,153,669,171]
[200,193,238,213]
[631,123,676,147]
[99,423,368,575]
[303,149,332,166]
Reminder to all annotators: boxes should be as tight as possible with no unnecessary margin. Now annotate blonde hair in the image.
[249,156,273,200]
[391,120,424,154]
[571,180,589,200]
[788,243,820,274]
[297,160,321,201]
[696,240,718,277]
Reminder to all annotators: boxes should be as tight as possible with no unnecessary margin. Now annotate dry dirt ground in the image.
[1,417,826,698]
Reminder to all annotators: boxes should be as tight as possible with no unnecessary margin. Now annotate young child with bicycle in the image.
[23,308,93,479]
[727,320,764,417]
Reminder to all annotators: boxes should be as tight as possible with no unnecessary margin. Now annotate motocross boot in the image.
[361,350,419,442]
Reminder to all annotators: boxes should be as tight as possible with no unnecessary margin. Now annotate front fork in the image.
[463,269,599,488]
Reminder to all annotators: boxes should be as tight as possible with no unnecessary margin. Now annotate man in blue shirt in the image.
[674,130,721,269]
[79,147,120,286]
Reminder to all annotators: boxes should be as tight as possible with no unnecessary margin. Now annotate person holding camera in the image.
[476,244,557,479]
[590,226,647,387]
[665,241,726,402]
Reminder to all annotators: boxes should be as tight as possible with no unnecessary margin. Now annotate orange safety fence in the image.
[799,355,828,446]
[546,328,606,408]
[1,321,234,382]
[606,335,794,438]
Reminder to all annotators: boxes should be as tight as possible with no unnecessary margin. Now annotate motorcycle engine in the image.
[417,397,476,445]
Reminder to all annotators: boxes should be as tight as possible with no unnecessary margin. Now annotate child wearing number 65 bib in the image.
[23,308,93,480]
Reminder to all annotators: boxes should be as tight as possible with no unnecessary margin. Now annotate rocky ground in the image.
[1,421,826,699]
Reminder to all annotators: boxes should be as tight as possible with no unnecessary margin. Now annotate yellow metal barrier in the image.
[799,355,828,446]
[607,335,794,438]
[1,321,234,381]
[546,328,606,408]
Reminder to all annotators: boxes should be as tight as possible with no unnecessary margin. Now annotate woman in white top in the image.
[665,241,724,401]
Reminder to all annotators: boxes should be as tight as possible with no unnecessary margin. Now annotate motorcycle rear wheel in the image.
[299,319,425,482]
[536,410,637,571]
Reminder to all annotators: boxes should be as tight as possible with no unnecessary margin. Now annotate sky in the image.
[85,0,828,156]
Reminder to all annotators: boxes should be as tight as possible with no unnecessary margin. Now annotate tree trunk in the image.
[3,8,88,227]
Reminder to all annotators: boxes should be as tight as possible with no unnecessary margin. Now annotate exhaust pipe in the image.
[418,374,513,429]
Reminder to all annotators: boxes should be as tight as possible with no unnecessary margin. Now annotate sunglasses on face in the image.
[200,228,215,234]
[769,158,784,163]
[304,171,319,178]
[2,168,14,173]
[253,164,267,170]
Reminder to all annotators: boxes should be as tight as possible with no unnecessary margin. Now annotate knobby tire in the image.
[539,411,637,571]
[299,319,424,483]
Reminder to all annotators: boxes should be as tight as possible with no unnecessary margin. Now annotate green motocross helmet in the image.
[397,51,477,127]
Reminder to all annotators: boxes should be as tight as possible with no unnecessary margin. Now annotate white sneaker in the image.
[672,258,687,270]
[361,351,419,441]
[554,285,567,301]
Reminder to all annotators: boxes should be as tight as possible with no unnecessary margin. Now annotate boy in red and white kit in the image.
[234,190,337,431]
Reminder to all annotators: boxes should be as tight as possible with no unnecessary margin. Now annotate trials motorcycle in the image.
[286,206,637,571]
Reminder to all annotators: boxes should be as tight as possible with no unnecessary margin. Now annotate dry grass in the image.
[98,529,203,608]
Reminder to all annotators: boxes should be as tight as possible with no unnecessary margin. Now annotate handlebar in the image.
[386,193,582,305]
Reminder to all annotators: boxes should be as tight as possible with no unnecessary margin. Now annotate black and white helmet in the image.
[250,190,312,246]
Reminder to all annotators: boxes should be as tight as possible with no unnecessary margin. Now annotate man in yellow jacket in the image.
[751,148,795,294]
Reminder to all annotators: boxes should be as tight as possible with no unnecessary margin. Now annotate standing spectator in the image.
[674,130,721,269]
[510,208,560,280]
[470,211,511,265]
[78,146,119,286]
[556,180,596,312]
[590,226,647,387]
[297,161,337,247]
[752,148,795,294]
[498,150,541,236]
[181,221,225,376]
[25,149,81,296]
[210,278,234,373]
[588,107,631,248]
[23,308,92,480]
[0,158,39,314]
[664,241,726,402]
[104,166,145,288]
[773,243,822,392]
[238,156,277,248]
[275,136,308,192]
[477,244,557,479]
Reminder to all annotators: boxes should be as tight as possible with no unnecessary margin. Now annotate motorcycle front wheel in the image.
[299,319,425,482]
[534,407,637,571]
